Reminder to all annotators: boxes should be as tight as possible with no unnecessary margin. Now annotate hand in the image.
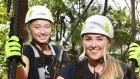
[128,42,140,67]
[4,36,22,67]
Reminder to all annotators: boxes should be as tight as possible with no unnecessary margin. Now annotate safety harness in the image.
[28,43,59,79]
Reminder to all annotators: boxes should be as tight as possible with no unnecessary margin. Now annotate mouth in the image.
[90,49,99,54]
[39,36,47,40]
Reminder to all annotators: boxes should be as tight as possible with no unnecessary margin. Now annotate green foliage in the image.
[0,1,10,79]
[0,2,11,24]
[0,25,9,50]
[0,0,140,78]
[0,25,9,79]
[108,7,131,49]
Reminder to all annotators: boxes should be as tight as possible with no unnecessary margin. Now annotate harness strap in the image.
[48,43,56,56]
[28,43,58,79]
[28,44,46,79]
[28,44,39,57]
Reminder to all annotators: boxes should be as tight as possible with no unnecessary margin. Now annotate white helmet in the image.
[81,15,114,38]
[25,5,54,23]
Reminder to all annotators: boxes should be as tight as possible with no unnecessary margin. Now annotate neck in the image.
[88,58,104,74]
[33,40,50,51]
[88,57,104,67]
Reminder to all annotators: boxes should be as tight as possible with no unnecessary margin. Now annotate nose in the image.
[90,40,97,48]
[40,28,46,34]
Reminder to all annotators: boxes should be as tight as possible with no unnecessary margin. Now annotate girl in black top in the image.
[19,5,56,79]
[57,15,131,79]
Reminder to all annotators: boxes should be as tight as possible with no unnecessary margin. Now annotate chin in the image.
[40,41,48,43]
[37,40,47,43]
[90,56,101,60]
[91,58,99,61]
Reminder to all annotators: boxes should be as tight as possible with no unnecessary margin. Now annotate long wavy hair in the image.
[100,37,124,79]
[100,54,124,79]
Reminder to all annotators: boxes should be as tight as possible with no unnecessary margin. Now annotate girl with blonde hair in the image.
[57,15,130,79]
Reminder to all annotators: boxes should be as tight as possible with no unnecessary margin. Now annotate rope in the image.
[13,0,19,36]
[130,0,136,78]
[7,0,20,79]
[10,58,17,79]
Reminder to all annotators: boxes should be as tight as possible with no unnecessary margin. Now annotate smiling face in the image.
[29,19,52,44]
[82,33,110,60]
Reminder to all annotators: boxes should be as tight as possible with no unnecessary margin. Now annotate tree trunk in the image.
[19,0,28,43]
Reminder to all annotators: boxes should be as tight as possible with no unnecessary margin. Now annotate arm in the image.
[16,67,27,79]
[4,36,29,79]
[16,55,29,79]
[57,76,64,79]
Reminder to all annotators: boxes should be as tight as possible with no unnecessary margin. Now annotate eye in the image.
[34,26,39,28]
[33,25,40,29]
[97,37,104,41]
[84,37,92,41]
[45,25,51,29]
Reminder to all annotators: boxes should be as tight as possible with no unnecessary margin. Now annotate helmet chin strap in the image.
[94,57,104,64]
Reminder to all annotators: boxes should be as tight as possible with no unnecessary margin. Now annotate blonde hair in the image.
[100,54,124,79]
[23,23,32,44]
[101,37,124,79]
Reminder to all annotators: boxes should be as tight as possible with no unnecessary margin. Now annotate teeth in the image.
[40,37,46,40]
[91,49,98,52]
[40,36,46,38]
[91,50,96,52]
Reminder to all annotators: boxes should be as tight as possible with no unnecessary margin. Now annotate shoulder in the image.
[58,60,78,78]
[48,43,59,55]
[23,44,35,59]
[23,44,32,50]
[64,58,87,69]
[58,59,88,77]
[23,44,33,53]
[62,60,78,70]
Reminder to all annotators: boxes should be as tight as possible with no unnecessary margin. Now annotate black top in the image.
[58,59,131,79]
[23,41,55,79]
